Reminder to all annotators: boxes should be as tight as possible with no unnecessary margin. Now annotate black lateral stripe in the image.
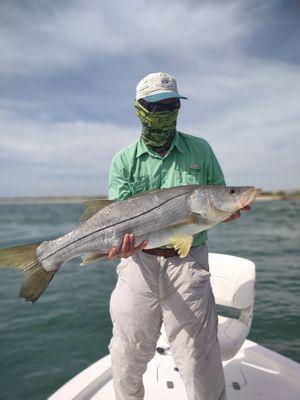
[40,190,191,261]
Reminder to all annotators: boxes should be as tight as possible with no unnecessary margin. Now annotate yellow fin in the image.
[80,199,114,222]
[170,234,193,258]
[80,252,106,266]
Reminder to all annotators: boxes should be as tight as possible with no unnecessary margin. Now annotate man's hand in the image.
[108,233,148,259]
[223,205,251,223]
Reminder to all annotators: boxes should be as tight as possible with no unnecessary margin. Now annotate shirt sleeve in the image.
[206,144,226,186]
[108,152,131,200]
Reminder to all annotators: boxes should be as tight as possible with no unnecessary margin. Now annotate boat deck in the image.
[49,340,300,400]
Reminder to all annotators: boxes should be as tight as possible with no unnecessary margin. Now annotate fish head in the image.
[190,186,261,219]
[207,186,261,214]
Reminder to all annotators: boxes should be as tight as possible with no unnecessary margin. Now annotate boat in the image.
[49,253,300,400]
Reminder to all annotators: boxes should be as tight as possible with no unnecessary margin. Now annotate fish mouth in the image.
[237,187,262,209]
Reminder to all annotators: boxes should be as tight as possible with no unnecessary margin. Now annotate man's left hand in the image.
[223,205,251,223]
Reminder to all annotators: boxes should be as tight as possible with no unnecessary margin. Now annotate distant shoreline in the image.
[257,194,300,201]
[0,192,299,204]
[0,196,102,205]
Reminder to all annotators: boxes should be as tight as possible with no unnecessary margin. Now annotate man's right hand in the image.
[108,234,148,259]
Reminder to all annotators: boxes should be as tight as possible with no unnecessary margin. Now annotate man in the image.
[107,72,246,400]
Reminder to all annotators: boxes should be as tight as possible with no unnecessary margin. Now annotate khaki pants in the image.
[109,244,226,400]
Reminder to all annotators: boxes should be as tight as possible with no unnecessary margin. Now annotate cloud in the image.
[0,109,138,196]
[0,0,300,195]
[0,0,260,76]
[181,57,300,189]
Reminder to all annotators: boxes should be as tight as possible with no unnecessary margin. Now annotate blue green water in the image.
[0,201,299,400]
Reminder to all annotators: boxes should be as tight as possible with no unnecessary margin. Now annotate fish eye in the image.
[229,188,236,194]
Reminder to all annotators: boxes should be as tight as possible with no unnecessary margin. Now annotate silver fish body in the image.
[0,185,261,301]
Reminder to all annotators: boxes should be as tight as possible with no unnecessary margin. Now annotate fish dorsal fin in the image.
[80,199,114,222]
[80,252,106,266]
[170,234,193,258]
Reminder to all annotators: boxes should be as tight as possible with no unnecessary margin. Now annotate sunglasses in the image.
[139,98,180,112]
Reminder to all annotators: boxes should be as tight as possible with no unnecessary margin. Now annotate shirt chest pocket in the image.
[130,176,160,195]
[175,169,207,185]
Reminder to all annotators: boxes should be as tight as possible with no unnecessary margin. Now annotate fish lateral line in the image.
[38,190,192,263]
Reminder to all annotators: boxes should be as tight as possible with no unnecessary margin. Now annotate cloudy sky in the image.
[1,0,300,196]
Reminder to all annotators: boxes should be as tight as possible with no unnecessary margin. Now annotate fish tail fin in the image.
[0,243,56,302]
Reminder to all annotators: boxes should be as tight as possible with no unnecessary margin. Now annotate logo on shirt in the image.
[190,163,201,170]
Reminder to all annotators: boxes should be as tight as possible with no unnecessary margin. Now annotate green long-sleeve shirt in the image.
[108,131,225,246]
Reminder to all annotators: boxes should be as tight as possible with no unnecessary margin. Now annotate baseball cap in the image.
[136,72,188,103]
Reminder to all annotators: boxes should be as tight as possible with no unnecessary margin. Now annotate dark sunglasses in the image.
[139,98,180,112]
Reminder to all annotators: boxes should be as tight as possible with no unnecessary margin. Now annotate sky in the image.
[1,0,300,196]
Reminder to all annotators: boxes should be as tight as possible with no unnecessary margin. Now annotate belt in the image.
[142,248,179,258]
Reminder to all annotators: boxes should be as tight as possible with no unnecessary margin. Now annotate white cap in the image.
[136,72,187,103]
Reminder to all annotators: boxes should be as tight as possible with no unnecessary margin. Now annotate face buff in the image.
[135,100,179,152]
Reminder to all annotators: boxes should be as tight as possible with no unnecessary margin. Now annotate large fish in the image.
[0,185,260,302]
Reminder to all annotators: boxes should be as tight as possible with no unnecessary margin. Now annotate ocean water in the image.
[0,200,299,400]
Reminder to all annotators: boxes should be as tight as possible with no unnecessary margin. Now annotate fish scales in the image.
[49,185,193,255]
[39,190,192,266]
[101,192,192,250]
[37,186,195,261]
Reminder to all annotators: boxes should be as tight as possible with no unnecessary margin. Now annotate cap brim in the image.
[142,92,188,102]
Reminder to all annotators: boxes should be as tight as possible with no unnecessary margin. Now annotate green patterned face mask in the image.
[135,100,179,150]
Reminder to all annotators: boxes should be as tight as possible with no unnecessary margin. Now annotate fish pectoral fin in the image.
[169,234,193,258]
[80,252,106,266]
[80,199,114,222]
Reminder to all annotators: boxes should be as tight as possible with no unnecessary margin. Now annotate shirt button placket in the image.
[160,158,165,188]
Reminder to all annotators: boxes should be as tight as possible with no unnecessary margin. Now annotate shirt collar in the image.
[135,131,184,158]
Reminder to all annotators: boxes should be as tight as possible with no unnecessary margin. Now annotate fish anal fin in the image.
[169,234,193,258]
[80,199,114,222]
[80,252,106,266]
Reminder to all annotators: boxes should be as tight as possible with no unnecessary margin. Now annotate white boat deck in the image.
[49,340,300,400]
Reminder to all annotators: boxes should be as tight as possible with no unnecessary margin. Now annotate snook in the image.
[0,185,261,302]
